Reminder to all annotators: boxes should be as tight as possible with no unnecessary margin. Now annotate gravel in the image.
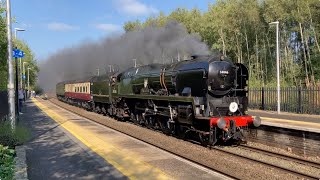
[49,98,311,180]
[246,141,320,163]
[219,145,320,178]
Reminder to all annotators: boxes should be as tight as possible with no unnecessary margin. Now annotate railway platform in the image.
[249,109,320,133]
[19,98,230,180]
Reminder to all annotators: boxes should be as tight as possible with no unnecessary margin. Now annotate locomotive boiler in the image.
[56,54,261,146]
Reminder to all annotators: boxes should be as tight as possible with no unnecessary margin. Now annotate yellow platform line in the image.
[32,98,170,180]
[255,116,320,128]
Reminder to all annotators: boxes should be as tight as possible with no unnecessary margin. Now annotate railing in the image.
[249,87,320,115]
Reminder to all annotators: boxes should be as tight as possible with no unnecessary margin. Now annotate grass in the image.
[0,121,30,148]
[0,120,30,180]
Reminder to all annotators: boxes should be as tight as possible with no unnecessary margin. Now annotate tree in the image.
[0,5,7,91]
[122,0,320,87]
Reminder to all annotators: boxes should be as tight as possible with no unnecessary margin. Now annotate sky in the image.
[10,0,214,61]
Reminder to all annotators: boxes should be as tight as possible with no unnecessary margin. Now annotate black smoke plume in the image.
[38,21,209,92]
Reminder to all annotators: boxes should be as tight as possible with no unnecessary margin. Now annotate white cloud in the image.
[94,23,121,32]
[47,22,79,32]
[113,0,158,16]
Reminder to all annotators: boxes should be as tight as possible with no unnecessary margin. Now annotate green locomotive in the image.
[56,54,261,145]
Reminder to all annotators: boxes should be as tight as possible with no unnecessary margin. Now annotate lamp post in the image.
[23,62,28,100]
[269,21,280,114]
[14,28,26,89]
[133,59,137,68]
[6,0,16,128]
[14,47,19,115]
[23,62,27,87]
[14,28,25,39]
[27,67,31,98]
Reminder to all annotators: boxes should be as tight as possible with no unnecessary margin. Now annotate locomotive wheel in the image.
[175,124,186,139]
[145,116,155,129]
[130,113,139,125]
[199,134,210,147]
[137,113,145,125]
[158,117,172,135]
[101,106,107,116]
[94,105,101,114]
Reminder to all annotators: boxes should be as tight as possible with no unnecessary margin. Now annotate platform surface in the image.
[249,109,320,133]
[20,98,230,180]
[20,100,127,180]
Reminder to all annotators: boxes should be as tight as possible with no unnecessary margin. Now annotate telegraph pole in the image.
[132,59,137,68]
[14,47,19,115]
[108,65,113,73]
[27,67,31,97]
[269,21,281,114]
[6,0,16,129]
[19,58,22,88]
[96,68,100,76]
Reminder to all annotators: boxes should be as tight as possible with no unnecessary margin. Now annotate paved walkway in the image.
[20,100,127,180]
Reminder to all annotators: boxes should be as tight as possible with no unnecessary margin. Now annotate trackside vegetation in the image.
[124,0,320,87]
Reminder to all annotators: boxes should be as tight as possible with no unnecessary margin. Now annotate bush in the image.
[34,84,44,95]
[0,121,30,148]
[0,145,15,180]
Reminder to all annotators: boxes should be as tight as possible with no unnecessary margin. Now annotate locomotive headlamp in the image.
[253,116,261,127]
[229,102,238,113]
[217,117,227,129]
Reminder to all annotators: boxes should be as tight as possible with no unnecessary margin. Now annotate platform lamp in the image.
[269,21,281,114]
[23,62,28,100]
[27,67,31,98]
[14,28,26,89]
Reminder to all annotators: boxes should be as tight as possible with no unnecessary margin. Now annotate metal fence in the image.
[0,91,8,121]
[249,87,320,115]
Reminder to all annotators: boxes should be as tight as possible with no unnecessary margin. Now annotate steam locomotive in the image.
[56,54,261,146]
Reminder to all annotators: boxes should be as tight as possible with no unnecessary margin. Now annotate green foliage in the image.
[34,84,44,95]
[0,121,30,148]
[0,5,7,91]
[123,20,142,32]
[0,4,38,91]
[123,0,320,87]
[13,39,39,88]
[0,145,15,180]
[311,53,320,80]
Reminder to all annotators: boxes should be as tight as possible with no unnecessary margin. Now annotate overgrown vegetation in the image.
[0,3,39,91]
[0,145,15,180]
[0,6,8,91]
[0,121,30,180]
[124,0,320,87]
[34,84,44,95]
[0,121,30,148]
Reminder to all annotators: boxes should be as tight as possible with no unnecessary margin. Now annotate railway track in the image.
[239,144,320,169]
[47,98,320,179]
[214,145,320,179]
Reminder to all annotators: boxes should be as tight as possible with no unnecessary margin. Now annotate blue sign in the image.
[13,49,24,58]
[22,75,26,79]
